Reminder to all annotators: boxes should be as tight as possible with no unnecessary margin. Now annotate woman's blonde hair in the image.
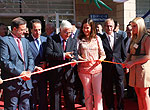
[130,17,147,54]
[131,17,147,43]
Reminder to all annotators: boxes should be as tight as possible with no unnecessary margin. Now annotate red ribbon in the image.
[3,60,123,82]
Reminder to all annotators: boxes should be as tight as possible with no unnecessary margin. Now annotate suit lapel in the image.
[21,38,26,62]
[66,37,72,52]
[113,32,120,51]
[103,33,112,51]
[29,36,39,55]
[31,41,38,54]
[53,35,63,52]
[40,36,44,50]
[113,32,117,50]
[39,36,44,56]
[9,36,23,61]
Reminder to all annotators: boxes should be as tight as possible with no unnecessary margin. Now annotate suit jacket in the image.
[0,35,35,89]
[27,35,47,82]
[27,35,47,66]
[124,36,131,54]
[117,30,127,39]
[46,34,78,82]
[100,32,126,75]
[73,29,80,39]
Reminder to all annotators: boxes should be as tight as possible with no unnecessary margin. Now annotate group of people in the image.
[0,16,149,110]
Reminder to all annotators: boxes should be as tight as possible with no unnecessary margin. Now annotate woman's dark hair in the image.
[78,18,96,40]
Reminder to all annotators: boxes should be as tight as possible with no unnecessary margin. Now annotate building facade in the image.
[0,0,149,32]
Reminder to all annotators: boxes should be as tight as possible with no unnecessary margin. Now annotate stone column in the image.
[115,0,136,30]
[124,0,136,29]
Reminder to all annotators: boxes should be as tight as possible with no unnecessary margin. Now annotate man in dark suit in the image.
[0,17,41,109]
[46,20,78,110]
[100,18,126,110]
[27,19,48,110]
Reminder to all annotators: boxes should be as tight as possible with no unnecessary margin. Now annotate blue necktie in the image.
[36,39,43,57]
[36,39,40,50]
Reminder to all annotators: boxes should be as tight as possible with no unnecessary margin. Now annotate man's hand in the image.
[65,52,74,59]
[38,61,47,69]
[71,59,77,67]
[124,68,129,74]
[123,61,134,69]
[0,78,3,84]
[34,66,43,74]
[20,71,31,81]
[96,59,102,64]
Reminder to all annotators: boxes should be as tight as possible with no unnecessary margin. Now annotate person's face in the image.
[60,28,72,40]
[0,25,7,37]
[46,25,51,35]
[126,25,132,37]
[82,23,91,37]
[96,24,102,32]
[127,25,132,31]
[131,23,138,35]
[104,20,114,35]
[13,24,27,38]
[31,23,41,38]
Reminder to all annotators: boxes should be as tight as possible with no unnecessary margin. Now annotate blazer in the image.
[117,30,127,39]
[73,29,80,39]
[100,32,126,75]
[0,35,35,89]
[27,35,47,66]
[46,34,78,82]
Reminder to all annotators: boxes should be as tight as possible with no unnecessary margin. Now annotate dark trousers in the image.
[3,81,31,110]
[50,69,75,110]
[102,65,124,110]
[125,72,136,99]
[30,74,48,110]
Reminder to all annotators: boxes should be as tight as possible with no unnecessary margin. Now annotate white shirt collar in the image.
[59,35,68,42]
[32,34,40,41]
[105,32,114,38]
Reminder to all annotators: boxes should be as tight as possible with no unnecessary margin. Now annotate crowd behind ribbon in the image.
[0,16,150,110]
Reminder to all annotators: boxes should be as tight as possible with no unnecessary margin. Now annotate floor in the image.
[0,95,138,110]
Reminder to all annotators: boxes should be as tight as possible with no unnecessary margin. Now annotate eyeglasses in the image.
[63,31,72,35]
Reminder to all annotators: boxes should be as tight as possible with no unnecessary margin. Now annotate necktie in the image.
[36,39,40,50]
[17,38,24,60]
[108,35,114,50]
[36,39,43,57]
[63,39,66,51]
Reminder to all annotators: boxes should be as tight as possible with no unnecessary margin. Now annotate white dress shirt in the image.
[106,32,114,50]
